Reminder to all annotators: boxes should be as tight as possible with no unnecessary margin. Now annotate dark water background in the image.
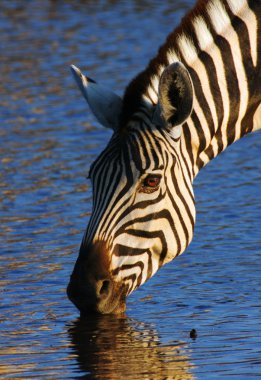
[0,1,260,378]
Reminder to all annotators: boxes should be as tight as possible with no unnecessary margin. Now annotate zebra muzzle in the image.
[67,241,127,314]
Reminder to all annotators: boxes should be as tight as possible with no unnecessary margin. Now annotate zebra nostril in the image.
[98,279,111,297]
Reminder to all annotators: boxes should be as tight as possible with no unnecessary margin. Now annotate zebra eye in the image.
[144,176,161,188]
[138,175,162,195]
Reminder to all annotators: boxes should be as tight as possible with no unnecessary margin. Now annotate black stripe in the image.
[204,19,240,146]
[199,51,224,154]
[126,228,168,266]
[188,67,216,142]
[182,121,195,177]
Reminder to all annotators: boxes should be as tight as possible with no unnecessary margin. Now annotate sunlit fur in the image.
[77,0,260,299]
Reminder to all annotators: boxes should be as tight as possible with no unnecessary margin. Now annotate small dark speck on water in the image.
[190,329,198,339]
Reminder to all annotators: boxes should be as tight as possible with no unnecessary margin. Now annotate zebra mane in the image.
[120,0,246,127]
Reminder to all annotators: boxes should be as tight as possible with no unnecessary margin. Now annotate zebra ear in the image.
[155,62,193,132]
[71,65,122,130]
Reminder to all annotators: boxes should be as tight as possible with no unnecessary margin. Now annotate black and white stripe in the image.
[73,0,260,298]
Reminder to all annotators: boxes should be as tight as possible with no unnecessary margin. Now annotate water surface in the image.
[0,1,260,378]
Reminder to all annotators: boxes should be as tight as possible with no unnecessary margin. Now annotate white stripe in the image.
[253,103,261,132]
[197,150,211,170]
[227,0,245,13]
[147,75,159,105]
[208,0,249,142]
[179,134,195,181]
[178,34,198,65]
[193,16,230,153]
[207,0,231,34]
[227,0,258,67]
[193,16,213,52]
[185,118,200,174]
[179,30,219,154]
[166,49,180,65]
[191,96,211,157]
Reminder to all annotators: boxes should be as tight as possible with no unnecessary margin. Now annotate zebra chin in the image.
[67,241,128,315]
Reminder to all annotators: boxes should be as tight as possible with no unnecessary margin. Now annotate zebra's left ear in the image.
[153,62,193,134]
[71,65,122,131]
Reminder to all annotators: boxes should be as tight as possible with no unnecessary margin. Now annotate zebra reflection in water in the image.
[68,316,195,379]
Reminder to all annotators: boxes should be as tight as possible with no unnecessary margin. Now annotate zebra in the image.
[67,0,261,314]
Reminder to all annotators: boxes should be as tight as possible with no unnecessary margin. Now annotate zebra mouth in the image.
[67,278,127,315]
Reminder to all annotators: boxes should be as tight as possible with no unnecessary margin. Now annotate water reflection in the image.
[68,315,195,379]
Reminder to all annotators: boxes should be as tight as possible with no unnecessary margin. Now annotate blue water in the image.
[0,1,260,378]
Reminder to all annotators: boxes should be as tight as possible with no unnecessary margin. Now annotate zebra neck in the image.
[122,0,260,178]
[185,0,260,176]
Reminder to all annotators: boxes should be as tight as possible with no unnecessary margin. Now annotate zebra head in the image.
[67,63,195,314]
